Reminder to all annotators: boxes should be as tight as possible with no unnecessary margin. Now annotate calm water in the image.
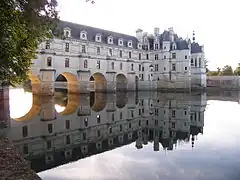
[2,89,240,180]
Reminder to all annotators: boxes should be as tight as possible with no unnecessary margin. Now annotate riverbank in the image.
[0,136,41,180]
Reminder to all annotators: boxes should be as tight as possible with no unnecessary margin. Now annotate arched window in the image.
[84,60,88,68]
[131,64,134,71]
[47,57,52,67]
[120,63,123,70]
[66,31,69,38]
[111,62,114,70]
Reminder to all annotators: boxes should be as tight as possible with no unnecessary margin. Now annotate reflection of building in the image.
[7,91,206,172]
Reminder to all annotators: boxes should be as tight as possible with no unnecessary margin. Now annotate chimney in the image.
[154,27,160,36]
[168,27,174,42]
[136,29,143,41]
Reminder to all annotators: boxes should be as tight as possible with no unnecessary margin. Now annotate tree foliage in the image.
[220,65,233,76]
[0,0,58,86]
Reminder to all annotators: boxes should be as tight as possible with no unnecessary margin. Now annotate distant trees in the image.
[208,64,240,76]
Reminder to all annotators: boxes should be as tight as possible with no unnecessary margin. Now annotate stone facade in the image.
[30,21,206,94]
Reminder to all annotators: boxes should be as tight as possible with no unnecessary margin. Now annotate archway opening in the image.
[89,92,107,112]
[89,73,107,92]
[55,72,79,93]
[116,92,128,108]
[116,74,127,91]
[14,95,41,121]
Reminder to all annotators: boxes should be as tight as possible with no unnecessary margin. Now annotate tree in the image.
[234,63,240,76]
[0,0,58,86]
[220,65,233,76]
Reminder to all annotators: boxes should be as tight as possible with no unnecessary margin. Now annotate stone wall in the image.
[207,76,240,90]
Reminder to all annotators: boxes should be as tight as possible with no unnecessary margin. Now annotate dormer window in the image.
[128,41,132,48]
[108,36,113,44]
[64,28,71,38]
[95,34,102,42]
[172,43,176,50]
[118,39,123,46]
[80,31,87,40]
[138,43,142,49]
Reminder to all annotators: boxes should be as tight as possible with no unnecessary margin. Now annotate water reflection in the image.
[2,89,208,174]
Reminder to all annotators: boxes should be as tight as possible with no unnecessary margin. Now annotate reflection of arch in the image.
[58,94,80,115]
[28,73,41,95]
[90,92,106,112]
[116,74,127,91]
[116,92,128,108]
[89,73,107,92]
[56,72,79,93]
[14,95,41,121]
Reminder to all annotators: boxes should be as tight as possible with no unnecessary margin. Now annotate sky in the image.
[57,0,240,70]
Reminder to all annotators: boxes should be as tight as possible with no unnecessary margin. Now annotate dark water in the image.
[3,89,240,180]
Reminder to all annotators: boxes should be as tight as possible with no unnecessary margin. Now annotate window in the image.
[155,54,158,60]
[185,55,188,59]
[155,64,159,71]
[164,46,166,49]
[164,56,166,59]
[172,110,176,117]
[129,123,132,129]
[138,44,142,49]
[172,64,176,71]
[109,127,112,134]
[142,67,144,71]
[131,64,134,71]
[108,36,113,44]
[164,67,166,71]
[139,65,141,71]
[47,57,52,67]
[139,120,141,126]
[66,135,70,144]
[97,130,101,137]
[118,39,123,46]
[47,141,51,149]
[120,63,123,70]
[81,32,87,39]
[195,58,198,67]
[97,60,100,69]
[96,35,101,42]
[120,112,123,119]
[108,48,113,56]
[155,44,159,50]
[184,111,187,115]
[97,115,101,123]
[146,54,149,60]
[65,31,70,38]
[120,124,123,131]
[111,62,114,70]
[82,132,86,140]
[23,145,28,154]
[65,43,69,52]
[84,60,88,68]
[172,122,176,128]
[172,53,176,59]
[128,52,132,58]
[155,120,158,125]
[139,53,141,60]
[65,58,69,68]
[128,41,132,47]
[191,58,194,67]
[111,114,114,121]
[22,126,28,137]
[120,50,123,58]
[185,67,188,71]
[84,118,88,127]
[199,58,202,67]
[172,45,176,50]
[82,45,86,53]
[97,47,100,55]
[45,40,50,49]
[65,120,70,129]
[48,124,53,133]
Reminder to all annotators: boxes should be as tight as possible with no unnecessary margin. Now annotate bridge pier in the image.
[40,96,57,121]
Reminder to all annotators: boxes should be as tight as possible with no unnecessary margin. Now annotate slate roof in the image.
[191,42,203,53]
[57,21,139,48]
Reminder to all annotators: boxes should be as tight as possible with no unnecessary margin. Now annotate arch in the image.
[14,95,41,121]
[116,74,127,91]
[89,72,107,92]
[116,92,128,108]
[58,94,80,115]
[28,72,41,95]
[56,72,80,93]
[90,92,106,112]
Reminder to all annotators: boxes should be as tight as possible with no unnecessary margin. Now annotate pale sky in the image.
[57,0,240,70]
